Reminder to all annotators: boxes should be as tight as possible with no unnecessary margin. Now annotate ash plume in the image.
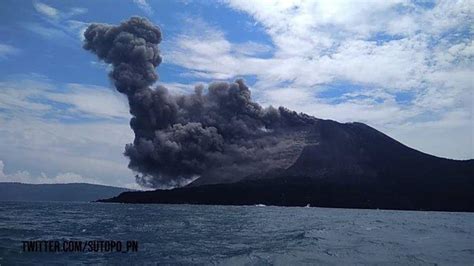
[83,17,315,188]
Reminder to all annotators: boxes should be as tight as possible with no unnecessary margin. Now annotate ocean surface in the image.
[0,202,473,265]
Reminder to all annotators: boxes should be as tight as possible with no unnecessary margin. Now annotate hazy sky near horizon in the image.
[0,0,472,188]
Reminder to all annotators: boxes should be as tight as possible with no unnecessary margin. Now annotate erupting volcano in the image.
[84,17,473,211]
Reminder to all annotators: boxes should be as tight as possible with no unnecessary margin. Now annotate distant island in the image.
[99,119,474,212]
[0,183,131,202]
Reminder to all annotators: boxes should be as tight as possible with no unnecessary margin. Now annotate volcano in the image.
[83,17,473,211]
[100,119,474,212]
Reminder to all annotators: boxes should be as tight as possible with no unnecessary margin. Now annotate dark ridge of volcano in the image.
[283,120,473,183]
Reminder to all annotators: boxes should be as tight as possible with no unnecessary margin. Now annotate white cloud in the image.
[386,110,473,159]
[0,79,54,115]
[29,1,88,42]
[233,41,272,56]
[68,7,88,17]
[0,159,100,185]
[23,22,67,39]
[33,1,87,20]
[67,20,90,41]
[0,44,20,59]
[33,1,59,19]
[259,87,414,126]
[133,0,154,15]
[47,83,130,119]
[0,78,129,119]
[159,82,197,95]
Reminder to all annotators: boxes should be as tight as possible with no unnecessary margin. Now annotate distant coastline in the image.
[0,182,132,202]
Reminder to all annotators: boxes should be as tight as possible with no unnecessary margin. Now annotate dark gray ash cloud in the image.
[83,17,315,188]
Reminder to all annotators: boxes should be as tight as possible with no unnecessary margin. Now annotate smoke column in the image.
[83,17,315,188]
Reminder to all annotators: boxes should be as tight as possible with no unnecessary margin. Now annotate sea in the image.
[0,201,473,265]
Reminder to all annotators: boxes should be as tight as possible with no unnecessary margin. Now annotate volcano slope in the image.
[100,119,474,212]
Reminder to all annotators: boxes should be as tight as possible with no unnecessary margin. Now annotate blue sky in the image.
[0,0,472,188]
